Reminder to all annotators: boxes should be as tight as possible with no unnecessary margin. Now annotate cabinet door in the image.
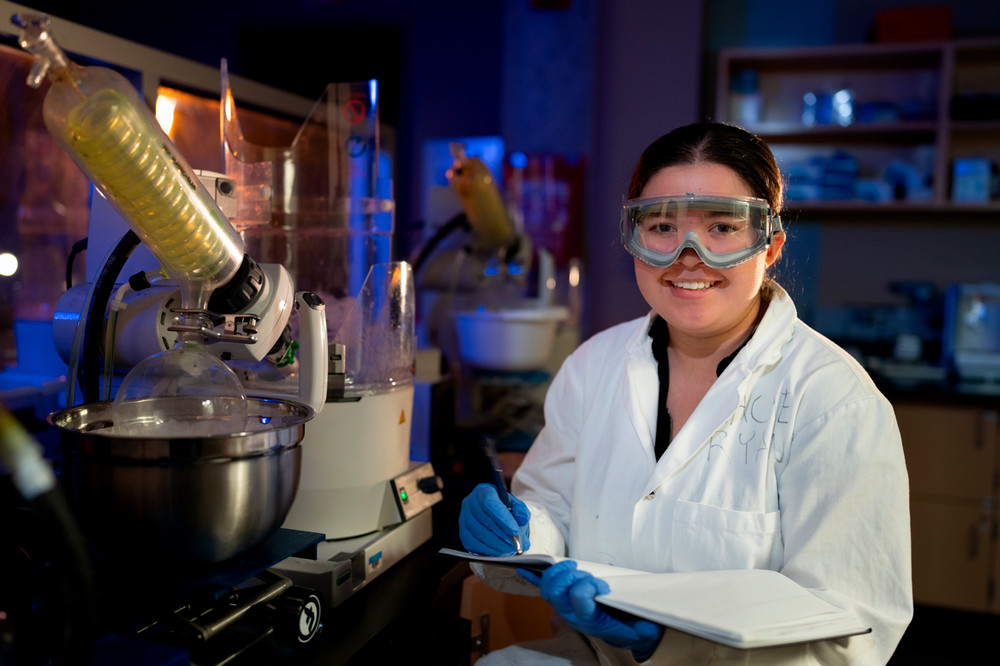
[895,401,999,612]
[894,402,997,500]
[910,497,994,612]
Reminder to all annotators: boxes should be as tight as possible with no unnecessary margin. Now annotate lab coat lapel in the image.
[641,372,743,495]
[640,290,797,494]
[622,314,658,460]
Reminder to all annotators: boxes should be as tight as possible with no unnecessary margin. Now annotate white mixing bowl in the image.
[454,305,570,371]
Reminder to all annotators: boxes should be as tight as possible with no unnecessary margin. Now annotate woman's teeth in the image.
[672,281,713,290]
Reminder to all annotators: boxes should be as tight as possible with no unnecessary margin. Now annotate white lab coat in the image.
[474,286,912,665]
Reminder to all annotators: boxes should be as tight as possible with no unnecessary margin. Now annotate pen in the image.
[483,437,523,555]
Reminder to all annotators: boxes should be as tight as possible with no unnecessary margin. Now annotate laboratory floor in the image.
[889,604,998,664]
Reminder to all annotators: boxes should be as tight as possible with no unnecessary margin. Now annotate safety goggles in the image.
[621,194,782,269]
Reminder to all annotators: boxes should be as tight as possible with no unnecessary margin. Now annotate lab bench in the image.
[264,541,473,665]
[874,374,1000,615]
[259,493,474,665]
[0,476,476,666]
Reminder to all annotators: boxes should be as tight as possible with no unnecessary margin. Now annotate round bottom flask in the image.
[113,339,248,438]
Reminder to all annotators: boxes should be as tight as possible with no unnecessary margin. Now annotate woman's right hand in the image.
[458,482,531,556]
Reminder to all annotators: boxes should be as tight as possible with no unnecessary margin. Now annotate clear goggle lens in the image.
[621,194,781,269]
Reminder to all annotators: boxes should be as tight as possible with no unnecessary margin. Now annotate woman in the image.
[459,122,912,664]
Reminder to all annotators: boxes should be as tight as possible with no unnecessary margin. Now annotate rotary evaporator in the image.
[5,13,344,664]
[5,13,443,663]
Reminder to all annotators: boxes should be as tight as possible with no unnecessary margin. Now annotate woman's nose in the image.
[677,246,704,267]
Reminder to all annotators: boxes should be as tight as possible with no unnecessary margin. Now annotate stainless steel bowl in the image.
[47,397,313,563]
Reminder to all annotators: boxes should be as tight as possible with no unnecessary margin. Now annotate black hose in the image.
[80,230,140,403]
[412,213,470,275]
[65,237,88,290]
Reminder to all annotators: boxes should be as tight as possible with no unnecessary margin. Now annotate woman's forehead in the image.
[641,163,753,199]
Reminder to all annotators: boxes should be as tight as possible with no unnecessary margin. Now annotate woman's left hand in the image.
[519,561,664,659]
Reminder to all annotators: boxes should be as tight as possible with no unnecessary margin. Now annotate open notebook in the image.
[440,548,870,650]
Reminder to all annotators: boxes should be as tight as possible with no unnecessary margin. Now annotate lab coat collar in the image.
[626,285,798,494]
[622,284,796,368]
[723,283,797,381]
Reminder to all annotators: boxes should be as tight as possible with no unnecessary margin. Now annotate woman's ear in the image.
[765,231,785,266]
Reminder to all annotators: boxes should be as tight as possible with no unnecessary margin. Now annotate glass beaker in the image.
[112,312,248,437]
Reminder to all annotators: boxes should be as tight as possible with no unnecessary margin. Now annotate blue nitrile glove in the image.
[519,560,664,660]
[458,482,531,556]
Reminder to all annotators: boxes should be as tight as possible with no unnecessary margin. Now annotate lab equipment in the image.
[414,138,543,335]
[15,12,327,563]
[8,13,417,663]
[218,69,442,607]
[453,304,569,371]
[446,143,518,253]
[48,397,312,562]
[112,340,249,436]
[416,138,576,452]
[51,256,327,412]
[15,13,328,442]
[14,13,243,305]
[951,158,993,202]
[942,283,1000,381]
[620,193,783,269]
[801,89,854,127]
[728,68,761,126]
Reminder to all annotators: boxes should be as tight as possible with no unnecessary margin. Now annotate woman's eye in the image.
[647,221,675,233]
[711,217,747,234]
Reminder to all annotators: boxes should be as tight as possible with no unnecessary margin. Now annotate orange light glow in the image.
[155,94,177,136]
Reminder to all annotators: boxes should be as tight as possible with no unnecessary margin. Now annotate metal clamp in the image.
[327,343,347,400]
[161,569,292,643]
[168,308,260,345]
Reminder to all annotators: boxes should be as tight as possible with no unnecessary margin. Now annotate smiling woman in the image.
[459,122,913,665]
[631,159,783,353]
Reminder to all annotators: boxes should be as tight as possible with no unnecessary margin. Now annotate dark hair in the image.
[627,122,784,215]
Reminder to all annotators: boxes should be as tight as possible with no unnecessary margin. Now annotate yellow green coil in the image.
[66,89,237,283]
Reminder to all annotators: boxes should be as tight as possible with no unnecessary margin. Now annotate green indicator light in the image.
[400,488,408,502]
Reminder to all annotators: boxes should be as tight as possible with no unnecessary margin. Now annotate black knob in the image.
[269,586,323,647]
[417,475,443,494]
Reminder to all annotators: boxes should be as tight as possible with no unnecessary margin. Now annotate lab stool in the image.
[460,574,555,662]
